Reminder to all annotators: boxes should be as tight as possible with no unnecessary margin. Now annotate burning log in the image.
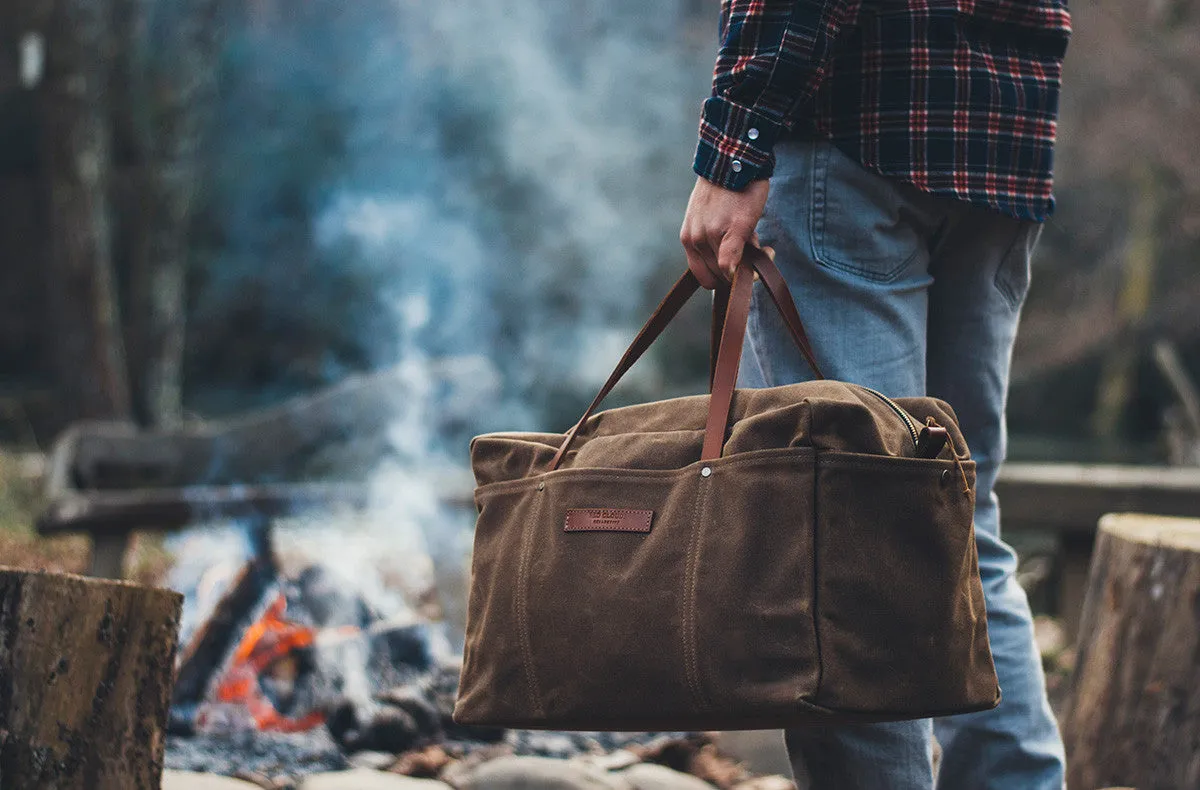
[208,593,324,733]
[173,517,280,728]
[0,567,182,789]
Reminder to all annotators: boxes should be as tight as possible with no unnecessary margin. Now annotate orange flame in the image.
[212,593,325,732]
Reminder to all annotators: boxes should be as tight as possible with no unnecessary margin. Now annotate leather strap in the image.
[548,250,825,471]
[548,270,701,471]
[702,263,755,460]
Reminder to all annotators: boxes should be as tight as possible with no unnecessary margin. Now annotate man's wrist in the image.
[693,96,785,190]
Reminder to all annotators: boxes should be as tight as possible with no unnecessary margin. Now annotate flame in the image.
[212,593,325,732]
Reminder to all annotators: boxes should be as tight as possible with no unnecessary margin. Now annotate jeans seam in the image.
[992,223,1035,310]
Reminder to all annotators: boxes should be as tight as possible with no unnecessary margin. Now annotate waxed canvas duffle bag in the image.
[454,248,1000,731]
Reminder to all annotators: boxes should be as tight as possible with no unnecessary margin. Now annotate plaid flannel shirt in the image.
[694,0,1072,221]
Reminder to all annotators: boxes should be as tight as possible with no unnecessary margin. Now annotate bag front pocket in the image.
[477,468,700,725]
[813,452,998,716]
[693,450,820,716]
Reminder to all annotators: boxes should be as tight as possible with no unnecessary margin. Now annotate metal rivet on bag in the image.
[537,481,545,491]
[700,466,712,478]
[940,469,952,484]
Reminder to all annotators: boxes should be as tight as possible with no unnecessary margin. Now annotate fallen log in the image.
[1062,514,1200,790]
[0,567,182,789]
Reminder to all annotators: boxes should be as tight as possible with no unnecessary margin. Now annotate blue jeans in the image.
[738,138,1066,789]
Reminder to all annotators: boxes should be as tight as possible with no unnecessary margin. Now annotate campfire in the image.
[161,524,767,785]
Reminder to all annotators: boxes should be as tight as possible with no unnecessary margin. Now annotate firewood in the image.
[0,566,182,789]
[1062,514,1200,790]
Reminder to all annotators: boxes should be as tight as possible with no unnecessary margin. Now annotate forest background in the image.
[0,0,1196,468]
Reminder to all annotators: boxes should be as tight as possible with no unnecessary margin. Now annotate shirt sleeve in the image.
[694,0,862,190]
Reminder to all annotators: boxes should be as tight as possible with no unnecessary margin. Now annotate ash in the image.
[165,730,347,777]
[501,730,694,759]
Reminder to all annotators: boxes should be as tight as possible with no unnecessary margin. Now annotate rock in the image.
[390,744,455,779]
[300,768,452,789]
[619,763,715,790]
[162,771,264,790]
[731,777,796,790]
[686,744,748,788]
[710,731,792,779]
[348,751,398,771]
[458,756,633,790]
[571,749,641,772]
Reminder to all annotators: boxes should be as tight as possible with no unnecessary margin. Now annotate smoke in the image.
[173,0,715,652]
[190,0,711,431]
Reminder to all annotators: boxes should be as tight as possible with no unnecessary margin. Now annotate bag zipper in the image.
[852,384,920,449]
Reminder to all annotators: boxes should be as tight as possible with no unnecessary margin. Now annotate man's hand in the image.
[680,176,770,290]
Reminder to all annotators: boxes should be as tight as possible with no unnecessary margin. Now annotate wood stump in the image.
[1062,514,1200,790]
[0,567,182,789]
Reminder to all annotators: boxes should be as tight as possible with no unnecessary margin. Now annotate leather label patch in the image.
[564,508,653,533]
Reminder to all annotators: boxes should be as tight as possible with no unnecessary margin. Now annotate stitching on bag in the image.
[474,447,818,496]
[683,476,712,713]
[515,491,546,717]
[809,407,825,703]
[822,459,977,475]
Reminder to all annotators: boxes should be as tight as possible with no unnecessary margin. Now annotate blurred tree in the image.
[35,0,132,421]
[1007,0,1200,448]
[111,0,227,428]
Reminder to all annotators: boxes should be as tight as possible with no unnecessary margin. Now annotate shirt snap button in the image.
[701,466,712,478]
[940,469,952,484]
[730,159,743,173]
[747,127,760,140]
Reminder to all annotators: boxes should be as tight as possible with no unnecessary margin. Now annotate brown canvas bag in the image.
[454,249,999,731]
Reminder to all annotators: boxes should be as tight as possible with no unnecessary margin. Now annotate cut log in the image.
[0,567,182,789]
[1062,514,1200,790]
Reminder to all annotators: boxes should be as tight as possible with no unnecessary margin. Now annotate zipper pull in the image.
[921,417,973,495]
[915,421,949,459]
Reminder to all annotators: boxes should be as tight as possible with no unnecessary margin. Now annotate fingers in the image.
[716,232,747,282]
[680,176,771,289]
[681,216,724,289]
[681,234,720,290]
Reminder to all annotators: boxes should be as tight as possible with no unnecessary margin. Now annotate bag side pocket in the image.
[813,452,998,716]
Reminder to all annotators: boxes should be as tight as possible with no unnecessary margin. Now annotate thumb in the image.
[717,233,747,282]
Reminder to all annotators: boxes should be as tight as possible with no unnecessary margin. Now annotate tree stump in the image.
[1062,514,1200,790]
[0,567,182,789]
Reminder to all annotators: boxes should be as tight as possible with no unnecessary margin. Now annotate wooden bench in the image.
[997,463,1200,636]
[35,366,475,578]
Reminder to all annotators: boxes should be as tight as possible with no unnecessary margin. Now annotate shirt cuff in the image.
[692,96,787,190]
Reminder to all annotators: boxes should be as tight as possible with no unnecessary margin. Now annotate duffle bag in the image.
[454,248,999,731]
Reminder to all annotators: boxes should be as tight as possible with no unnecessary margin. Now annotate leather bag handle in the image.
[548,249,823,471]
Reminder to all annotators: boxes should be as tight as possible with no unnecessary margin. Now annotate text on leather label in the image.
[564,508,653,533]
